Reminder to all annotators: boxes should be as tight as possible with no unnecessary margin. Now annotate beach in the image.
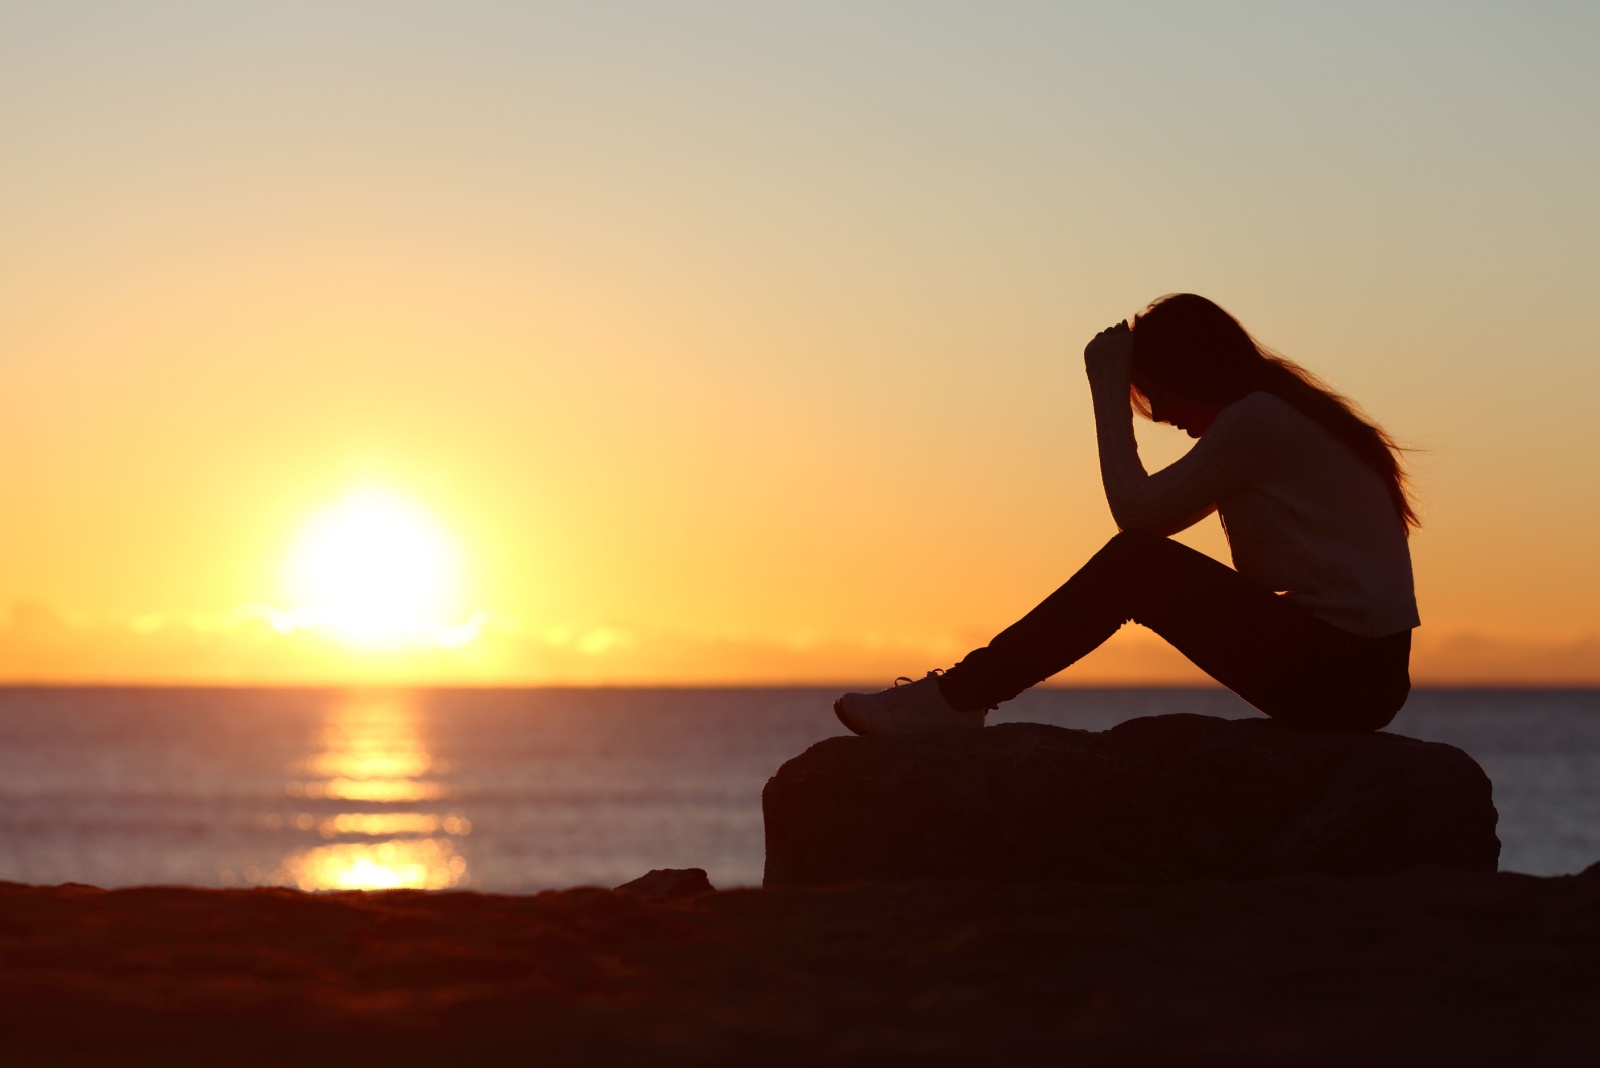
[5,865,1598,1066]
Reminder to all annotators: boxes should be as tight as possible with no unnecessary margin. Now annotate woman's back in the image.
[1207,391,1419,638]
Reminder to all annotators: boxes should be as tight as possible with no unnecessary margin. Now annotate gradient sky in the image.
[3,1,1598,683]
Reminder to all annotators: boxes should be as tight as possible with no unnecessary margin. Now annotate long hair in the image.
[1130,293,1419,532]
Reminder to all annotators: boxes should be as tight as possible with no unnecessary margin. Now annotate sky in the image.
[2,1,1598,684]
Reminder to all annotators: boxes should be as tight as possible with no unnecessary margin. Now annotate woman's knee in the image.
[1072,532,1160,598]
[1087,530,1200,589]
[1096,529,1170,567]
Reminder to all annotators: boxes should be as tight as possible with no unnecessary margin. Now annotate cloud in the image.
[2,602,1597,686]
[1410,629,1600,685]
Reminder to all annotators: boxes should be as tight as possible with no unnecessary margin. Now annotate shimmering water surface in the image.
[0,687,1594,890]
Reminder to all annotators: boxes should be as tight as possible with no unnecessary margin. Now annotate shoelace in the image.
[889,669,994,713]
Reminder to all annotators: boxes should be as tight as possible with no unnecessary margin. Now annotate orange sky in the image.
[3,4,1598,685]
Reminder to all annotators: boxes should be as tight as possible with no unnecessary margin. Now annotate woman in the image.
[834,293,1418,735]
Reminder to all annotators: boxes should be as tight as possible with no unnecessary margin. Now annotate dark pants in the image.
[938,531,1412,733]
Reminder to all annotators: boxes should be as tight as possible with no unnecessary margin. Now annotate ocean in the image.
[0,687,1594,892]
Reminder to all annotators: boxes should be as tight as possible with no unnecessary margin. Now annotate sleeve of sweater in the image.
[1087,356,1272,536]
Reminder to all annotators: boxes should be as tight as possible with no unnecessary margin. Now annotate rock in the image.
[613,867,716,898]
[763,713,1500,886]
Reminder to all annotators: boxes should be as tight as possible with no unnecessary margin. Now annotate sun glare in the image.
[283,487,475,649]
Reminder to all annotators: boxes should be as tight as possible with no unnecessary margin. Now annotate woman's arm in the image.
[1083,325,1265,535]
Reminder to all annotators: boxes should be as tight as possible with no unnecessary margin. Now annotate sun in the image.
[282,487,474,649]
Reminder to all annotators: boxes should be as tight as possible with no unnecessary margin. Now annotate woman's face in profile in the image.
[1143,383,1220,438]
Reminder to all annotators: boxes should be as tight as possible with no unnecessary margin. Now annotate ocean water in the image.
[0,687,1594,892]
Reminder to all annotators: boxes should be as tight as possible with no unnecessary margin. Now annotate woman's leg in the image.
[937,531,1409,731]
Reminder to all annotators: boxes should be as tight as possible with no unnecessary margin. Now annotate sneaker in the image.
[833,671,985,737]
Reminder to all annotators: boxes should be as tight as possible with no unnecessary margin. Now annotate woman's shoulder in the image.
[1204,392,1337,461]
[1210,390,1295,437]
[1216,391,1372,473]
[1227,389,1291,416]
[1218,390,1322,434]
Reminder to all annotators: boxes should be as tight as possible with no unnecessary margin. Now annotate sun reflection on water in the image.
[315,813,471,838]
[289,778,446,802]
[278,695,469,891]
[285,838,468,891]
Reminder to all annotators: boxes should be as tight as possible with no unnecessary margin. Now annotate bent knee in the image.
[1098,529,1173,563]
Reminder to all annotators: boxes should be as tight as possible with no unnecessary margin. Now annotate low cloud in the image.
[1410,629,1600,686]
[1,602,1596,686]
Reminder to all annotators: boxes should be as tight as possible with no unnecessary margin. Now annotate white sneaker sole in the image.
[833,697,871,737]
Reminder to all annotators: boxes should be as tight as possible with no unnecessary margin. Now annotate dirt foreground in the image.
[3,867,1597,1067]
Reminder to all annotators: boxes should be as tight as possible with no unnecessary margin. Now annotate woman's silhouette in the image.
[835,293,1418,735]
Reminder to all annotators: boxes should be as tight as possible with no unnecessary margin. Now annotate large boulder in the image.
[763,713,1499,887]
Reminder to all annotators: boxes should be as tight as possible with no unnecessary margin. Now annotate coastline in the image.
[4,866,1598,1066]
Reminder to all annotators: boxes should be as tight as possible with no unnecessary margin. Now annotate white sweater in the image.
[1088,358,1420,638]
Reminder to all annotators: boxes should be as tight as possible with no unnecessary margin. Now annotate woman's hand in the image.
[1083,320,1134,381]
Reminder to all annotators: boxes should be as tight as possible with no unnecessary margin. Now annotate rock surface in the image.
[763,713,1499,887]
[614,867,716,898]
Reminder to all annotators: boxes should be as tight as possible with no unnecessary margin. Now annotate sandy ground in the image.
[2,867,1597,1066]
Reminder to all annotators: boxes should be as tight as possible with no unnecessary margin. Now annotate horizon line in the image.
[1,680,1597,692]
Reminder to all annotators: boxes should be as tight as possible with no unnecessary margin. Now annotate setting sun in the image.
[281,488,476,649]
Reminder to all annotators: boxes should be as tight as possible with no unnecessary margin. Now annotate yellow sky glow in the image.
[2,4,1598,685]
